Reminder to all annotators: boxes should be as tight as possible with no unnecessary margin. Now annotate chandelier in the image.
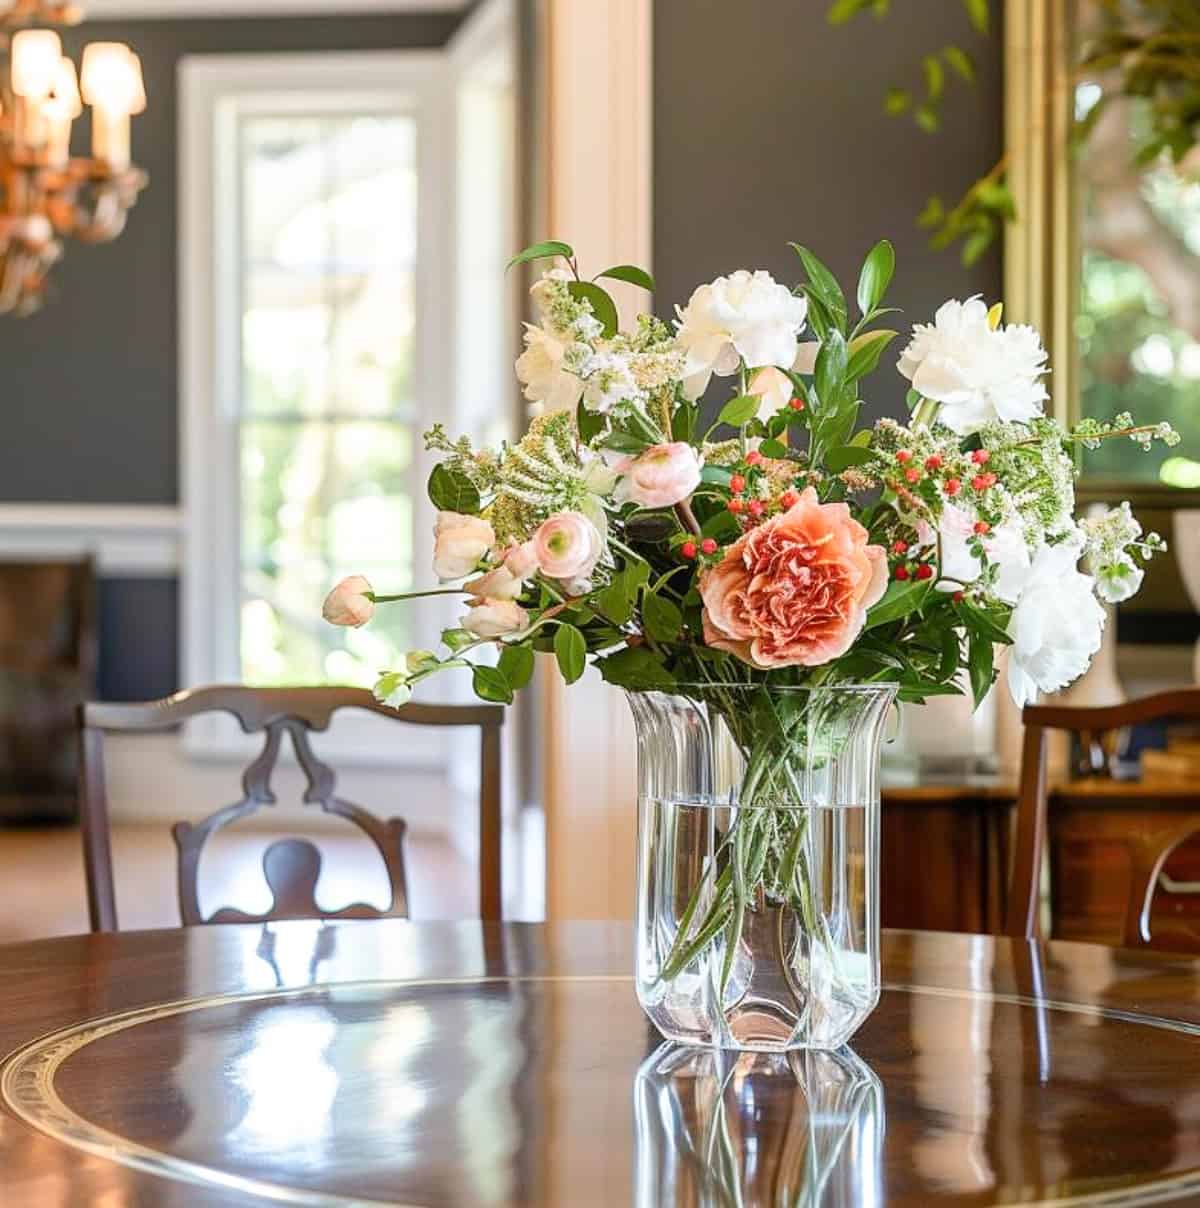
[0,1,146,315]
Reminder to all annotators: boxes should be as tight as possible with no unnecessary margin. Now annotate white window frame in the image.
[179,50,455,765]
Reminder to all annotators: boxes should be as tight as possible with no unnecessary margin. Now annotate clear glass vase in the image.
[634,1042,884,1207]
[629,684,896,1052]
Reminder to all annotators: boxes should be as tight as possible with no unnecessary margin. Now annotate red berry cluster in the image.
[679,538,718,561]
[889,537,935,583]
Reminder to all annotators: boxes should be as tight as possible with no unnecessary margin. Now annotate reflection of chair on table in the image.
[77,685,504,930]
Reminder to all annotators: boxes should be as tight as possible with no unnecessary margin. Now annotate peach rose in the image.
[433,512,495,582]
[700,487,888,668]
[463,599,528,638]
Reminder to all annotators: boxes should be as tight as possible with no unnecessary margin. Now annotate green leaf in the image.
[576,399,605,444]
[600,429,651,454]
[856,239,895,317]
[595,645,676,691]
[567,281,618,338]
[472,665,513,705]
[962,0,989,34]
[642,592,682,643]
[700,464,733,487]
[598,578,634,626]
[943,44,976,83]
[596,264,655,292]
[506,240,573,270]
[553,623,587,684]
[717,395,761,428]
[914,103,940,133]
[827,0,871,23]
[790,244,848,334]
[968,631,995,708]
[917,195,945,229]
[759,438,789,459]
[846,329,898,379]
[865,579,932,630]
[814,329,848,406]
[442,627,475,652]
[824,444,876,472]
[884,87,912,116]
[959,600,1013,646]
[497,644,535,691]
[427,464,481,514]
[938,627,962,681]
[961,226,995,267]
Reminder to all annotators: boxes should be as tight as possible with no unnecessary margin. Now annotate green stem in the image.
[368,588,466,604]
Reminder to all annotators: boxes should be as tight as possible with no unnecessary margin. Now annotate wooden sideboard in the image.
[882,778,1200,945]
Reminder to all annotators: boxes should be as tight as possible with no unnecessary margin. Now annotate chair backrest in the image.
[1007,688,1200,946]
[77,686,503,931]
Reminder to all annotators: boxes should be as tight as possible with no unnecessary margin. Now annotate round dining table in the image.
[1,921,1199,1206]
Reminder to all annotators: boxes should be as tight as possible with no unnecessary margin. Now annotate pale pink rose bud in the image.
[503,540,540,580]
[463,598,528,638]
[433,511,496,582]
[322,575,375,627]
[533,511,604,581]
[615,442,703,509]
[748,366,793,420]
[465,562,524,602]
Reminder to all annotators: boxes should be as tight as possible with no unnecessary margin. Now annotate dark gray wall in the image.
[0,12,462,699]
[653,0,1004,418]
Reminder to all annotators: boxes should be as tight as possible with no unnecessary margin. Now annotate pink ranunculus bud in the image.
[533,511,603,581]
[463,598,528,638]
[503,540,541,580]
[700,488,888,669]
[322,575,375,628]
[614,442,703,509]
[465,562,525,603]
[433,511,496,582]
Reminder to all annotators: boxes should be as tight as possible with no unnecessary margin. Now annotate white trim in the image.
[0,504,180,576]
[83,0,467,16]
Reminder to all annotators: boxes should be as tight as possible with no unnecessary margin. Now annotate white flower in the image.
[747,366,794,421]
[515,324,586,411]
[463,598,528,638]
[1007,538,1106,709]
[675,269,808,399]
[898,297,1049,436]
[1095,555,1144,604]
[581,349,641,413]
[433,512,495,582]
[928,505,1030,604]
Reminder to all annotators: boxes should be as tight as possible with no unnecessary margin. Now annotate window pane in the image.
[241,114,417,418]
[1077,86,1200,486]
[240,420,414,687]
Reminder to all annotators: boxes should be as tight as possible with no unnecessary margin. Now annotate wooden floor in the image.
[0,825,474,942]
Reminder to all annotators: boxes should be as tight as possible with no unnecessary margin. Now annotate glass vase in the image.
[629,684,896,1052]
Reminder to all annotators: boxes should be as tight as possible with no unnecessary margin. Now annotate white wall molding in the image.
[0,504,180,576]
[84,0,467,17]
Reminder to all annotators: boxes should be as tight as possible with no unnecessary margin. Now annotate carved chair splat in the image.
[77,686,504,932]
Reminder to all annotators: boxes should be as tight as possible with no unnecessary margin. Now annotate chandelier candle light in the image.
[0,1,146,314]
[324,238,1178,1051]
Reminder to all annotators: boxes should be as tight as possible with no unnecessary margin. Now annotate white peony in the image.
[929,505,1030,604]
[747,366,794,421]
[898,297,1049,436]
[1006,538,1106,709]
[515,324,586,411]
[674,269,808,400]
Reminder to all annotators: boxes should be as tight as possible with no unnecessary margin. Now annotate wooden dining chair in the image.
[1007,688,1200,948]
[77,686,504,932]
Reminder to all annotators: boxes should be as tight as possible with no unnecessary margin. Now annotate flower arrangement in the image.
[324,237,1175,716]
[323,238,1177,1026]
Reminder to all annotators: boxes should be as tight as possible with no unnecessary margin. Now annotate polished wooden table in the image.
[3,922,1200,1206]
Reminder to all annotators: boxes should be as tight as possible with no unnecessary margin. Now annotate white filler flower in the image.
[515,324,586,411]
[1007,537,1106,708]
[675,269,807,400]
[898,297,1049,435]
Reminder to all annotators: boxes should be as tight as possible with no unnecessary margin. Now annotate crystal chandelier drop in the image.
[0,1,146,315]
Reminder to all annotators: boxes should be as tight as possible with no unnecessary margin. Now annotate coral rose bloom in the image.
[700,488,888,669]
